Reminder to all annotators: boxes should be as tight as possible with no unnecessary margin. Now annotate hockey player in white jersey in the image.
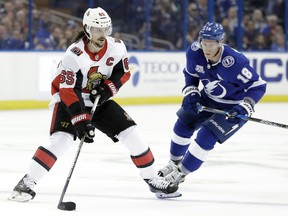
[9,7,179,202]
[158,22,267,188]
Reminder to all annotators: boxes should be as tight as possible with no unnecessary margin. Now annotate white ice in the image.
[0,103,288,216]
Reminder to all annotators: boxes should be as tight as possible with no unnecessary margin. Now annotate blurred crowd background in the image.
[0,0,286,51]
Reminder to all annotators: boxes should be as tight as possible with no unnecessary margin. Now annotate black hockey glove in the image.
[71,113,95,143]
[227,98,255,124]
[90,80,118,106]
[181,86,201,114]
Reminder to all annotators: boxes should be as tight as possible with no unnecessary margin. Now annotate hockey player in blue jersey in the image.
[158,22,267,186]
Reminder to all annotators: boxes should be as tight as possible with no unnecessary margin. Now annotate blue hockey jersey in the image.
[184,42,267,108]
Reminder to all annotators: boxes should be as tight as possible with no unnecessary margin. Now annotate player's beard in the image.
[90,37,106,52]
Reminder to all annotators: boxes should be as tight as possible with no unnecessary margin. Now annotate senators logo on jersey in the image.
[86,66,107,91]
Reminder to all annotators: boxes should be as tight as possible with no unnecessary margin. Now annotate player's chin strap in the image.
[196,103,288,129]
[212,46,221,58]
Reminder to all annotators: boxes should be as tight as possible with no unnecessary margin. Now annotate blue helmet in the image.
[198,22,225,41]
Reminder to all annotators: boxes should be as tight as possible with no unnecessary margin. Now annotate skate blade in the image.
[8,191,32,202]
[155,191,182,199]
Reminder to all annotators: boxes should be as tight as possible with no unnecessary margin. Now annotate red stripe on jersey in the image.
[49,102,58,134]
[120,71,131,85]
[131,148,154,168]
[33,146,57,171]
[60,88,79,107]
[51,74,61,95]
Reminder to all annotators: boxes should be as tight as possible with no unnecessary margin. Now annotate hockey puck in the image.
[57,201,76,211]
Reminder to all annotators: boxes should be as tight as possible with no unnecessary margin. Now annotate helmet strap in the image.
[213,47,220,58]
[83,25,92,40]
[212,41,223,57]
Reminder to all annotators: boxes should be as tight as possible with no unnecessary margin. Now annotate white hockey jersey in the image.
[50,36,130,113]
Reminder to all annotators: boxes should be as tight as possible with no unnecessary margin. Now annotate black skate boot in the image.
[144,177,182,198]
[9,174,36,202]
[145,176,178,194]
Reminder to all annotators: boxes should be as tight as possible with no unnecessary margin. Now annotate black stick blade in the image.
[58,201,76,211]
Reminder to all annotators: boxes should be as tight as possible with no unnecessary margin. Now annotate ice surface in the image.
[0,103,287,216]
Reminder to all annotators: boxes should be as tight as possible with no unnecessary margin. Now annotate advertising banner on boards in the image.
[36,52,288,100]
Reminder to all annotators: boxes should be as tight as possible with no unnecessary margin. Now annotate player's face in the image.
[90,27,110,47]
[201,39,220,59]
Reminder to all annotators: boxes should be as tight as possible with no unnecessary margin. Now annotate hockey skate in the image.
[158,159,180,177]
[165,167,186,185]
[145,177,182,199]
[8,174,36,202]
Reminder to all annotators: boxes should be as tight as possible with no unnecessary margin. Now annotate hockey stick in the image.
[197,103,288,129]
[57,95,100,211]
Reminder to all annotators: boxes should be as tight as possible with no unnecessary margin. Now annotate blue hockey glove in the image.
[181,86,201,114]
[227,98,255,124]
[90,80,118,105]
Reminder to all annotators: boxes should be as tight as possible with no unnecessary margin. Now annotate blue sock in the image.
[182,127,218,173]
[170,119,194,158]
[182,151,204,172]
